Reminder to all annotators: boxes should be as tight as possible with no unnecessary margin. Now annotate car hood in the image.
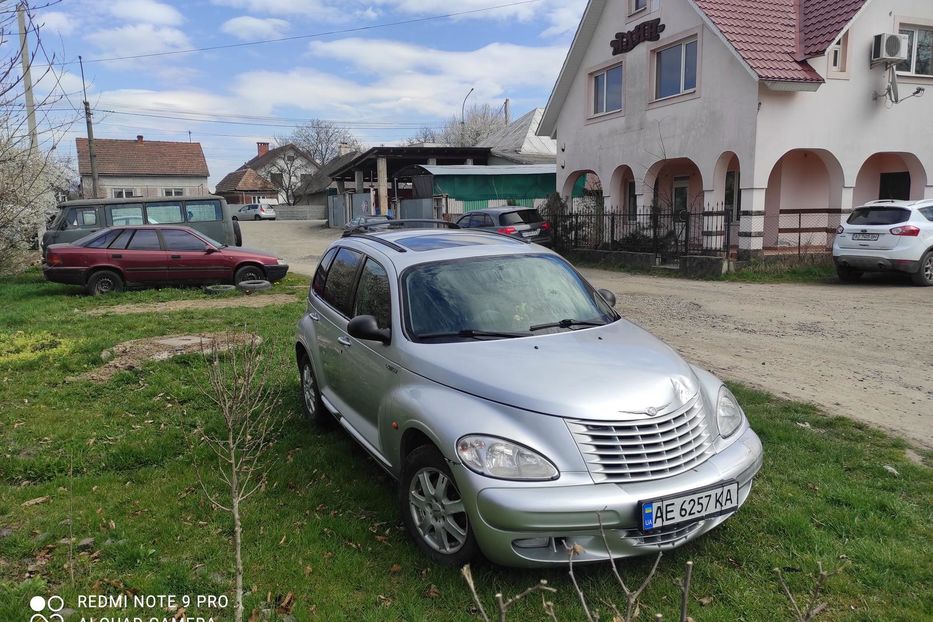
[401,320,700,421]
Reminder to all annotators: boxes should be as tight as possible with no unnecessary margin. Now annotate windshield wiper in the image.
[416,329,530,341]
[529,318,607,332]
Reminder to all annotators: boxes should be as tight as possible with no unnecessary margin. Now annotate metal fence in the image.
[549,207,732,261]
[763,209,840,256]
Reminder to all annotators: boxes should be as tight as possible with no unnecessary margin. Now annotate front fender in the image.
[382,378,590,483]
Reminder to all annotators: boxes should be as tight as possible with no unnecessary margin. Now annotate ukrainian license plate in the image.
[851,233,879,241]
[640,481,738,531]
[522,230,538,238]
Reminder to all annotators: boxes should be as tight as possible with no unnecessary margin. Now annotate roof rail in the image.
[467,229,531,244]
[344,232,408,252]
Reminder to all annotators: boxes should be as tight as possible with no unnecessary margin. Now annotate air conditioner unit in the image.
[871,33,909,65]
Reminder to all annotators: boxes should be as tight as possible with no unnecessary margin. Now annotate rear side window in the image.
[311,248,339,298]
[127,230,161,250]
[500,209,544,225]
[354,259,391,328]
[847,207,910,225]
[322,248,363,316]
[185,200,223,222]
[919,207,933,222]
[146,202,184,224]
[456,214,470,227]
[163,229,208,251]
[63,207,98,229]
[83,229,122,248]
[109,229,133,249]
[111,205,144,226]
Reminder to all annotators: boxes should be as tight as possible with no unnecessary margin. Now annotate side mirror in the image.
[597,288,617,308]
[347,315,391,344]
[204,246,218,254]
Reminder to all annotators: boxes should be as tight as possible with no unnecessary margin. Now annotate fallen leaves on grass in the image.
[21,496,49,507]
[424,584,441,599]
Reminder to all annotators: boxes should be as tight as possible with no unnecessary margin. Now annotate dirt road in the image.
[243,221,932,448]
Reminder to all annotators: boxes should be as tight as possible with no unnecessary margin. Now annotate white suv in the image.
[833,200,933,286]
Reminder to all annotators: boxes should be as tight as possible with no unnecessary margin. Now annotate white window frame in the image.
[896,24,933,77]
[590,63,625,117]
[653,38,698,102]
[162,188,184,197]
[111,188,138,199]
[630,0,648,16]
[829,31,848,75]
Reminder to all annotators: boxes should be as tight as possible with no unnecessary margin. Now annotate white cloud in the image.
[211,0,344,20]
[38,11,78,37]
[109,0,184,26]
[86,24,192,62]
[221,16,290,41]
[369,0,586,36]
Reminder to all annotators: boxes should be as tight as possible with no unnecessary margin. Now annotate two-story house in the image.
[216,142,319,207]
[538,0,933,258]
[76,135,209,199]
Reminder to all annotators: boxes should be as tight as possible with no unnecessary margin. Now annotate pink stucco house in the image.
[539,0,933,258]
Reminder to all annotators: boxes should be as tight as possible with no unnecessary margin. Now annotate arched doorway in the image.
[562,170,604,211]
[764,149,844,253]
[853,153,927,206]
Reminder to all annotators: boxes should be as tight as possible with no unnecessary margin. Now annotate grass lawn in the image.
[1,270,930,621]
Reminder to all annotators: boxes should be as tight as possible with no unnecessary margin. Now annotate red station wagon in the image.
[43,225,289,295]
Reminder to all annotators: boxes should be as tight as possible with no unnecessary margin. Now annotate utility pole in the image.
[504,98,511,125]
[16,1,37,151]
[79,56,99,199]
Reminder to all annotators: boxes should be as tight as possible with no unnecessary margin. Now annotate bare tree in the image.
[435,103,507,147]
[404,126,439,146]
[192,335,283,622]
[281,119,362,165]
[263,143,315,206]
[0,0,79,265]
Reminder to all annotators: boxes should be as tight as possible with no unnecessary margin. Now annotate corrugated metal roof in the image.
[477,108,557,156]
[418,164,556,176]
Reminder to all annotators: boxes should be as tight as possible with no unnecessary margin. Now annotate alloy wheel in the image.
[924,255,933,283]
[96,277,115,294]
[408,467,468,554]
[301,363,317,416]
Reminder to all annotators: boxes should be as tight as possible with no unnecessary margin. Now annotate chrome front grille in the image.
[621,521,705,547]
[567,395,715,483]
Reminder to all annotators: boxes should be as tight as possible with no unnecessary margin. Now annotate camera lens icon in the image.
[30,595,63,613]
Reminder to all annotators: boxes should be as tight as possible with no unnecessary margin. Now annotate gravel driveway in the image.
[243,221,932,449]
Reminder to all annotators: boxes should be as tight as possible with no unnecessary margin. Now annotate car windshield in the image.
[403,254,617,341]
[847,207,910,225]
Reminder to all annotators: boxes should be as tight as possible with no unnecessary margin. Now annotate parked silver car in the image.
[295,229,762,567]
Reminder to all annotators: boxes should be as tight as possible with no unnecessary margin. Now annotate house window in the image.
[163,188,184,197]
[897,26,933,76]
[269,172,284,187]
[630,0,648,14]
[111,188,137,198]
[592,64,624,115]
[655,38,698,100]
[830,32,848,72]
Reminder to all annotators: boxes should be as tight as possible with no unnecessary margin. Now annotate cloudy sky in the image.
[29,0,586,187]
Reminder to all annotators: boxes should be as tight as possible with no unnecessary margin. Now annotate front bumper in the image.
[265,264,289,281]
[42,265,87,286]
[460,426,763,567]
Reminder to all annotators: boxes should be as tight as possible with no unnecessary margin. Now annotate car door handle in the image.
[337,336,352,347]
[170,255,181,259]
[111,254,122,258]
[308,311,320,321]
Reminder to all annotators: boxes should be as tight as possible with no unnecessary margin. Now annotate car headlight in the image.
[716,386,744,438]
[277,258,287,265]
[456,435,558,481]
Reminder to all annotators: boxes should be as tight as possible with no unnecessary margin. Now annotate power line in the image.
[60,0,543,65]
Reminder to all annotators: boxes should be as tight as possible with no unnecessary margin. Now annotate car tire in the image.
[233,219,242,246]
[236,279,271,293]
[86,270,124,296]
[254,215,261,221]
[911,251,933,286]
[298,352,328,425]
[232,216,238,221]
[399,444,478,567]
[836,265,862,283]
[234,265,265,285]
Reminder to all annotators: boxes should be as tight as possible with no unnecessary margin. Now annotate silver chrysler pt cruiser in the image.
[295,228,763,567]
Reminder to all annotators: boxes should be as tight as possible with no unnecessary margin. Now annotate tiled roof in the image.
[215,168,276,193]
[802,0,866,57]
[76,137,209,177]
[694,0,866,82]
[296,150,362,196]
[243,143,319,171]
